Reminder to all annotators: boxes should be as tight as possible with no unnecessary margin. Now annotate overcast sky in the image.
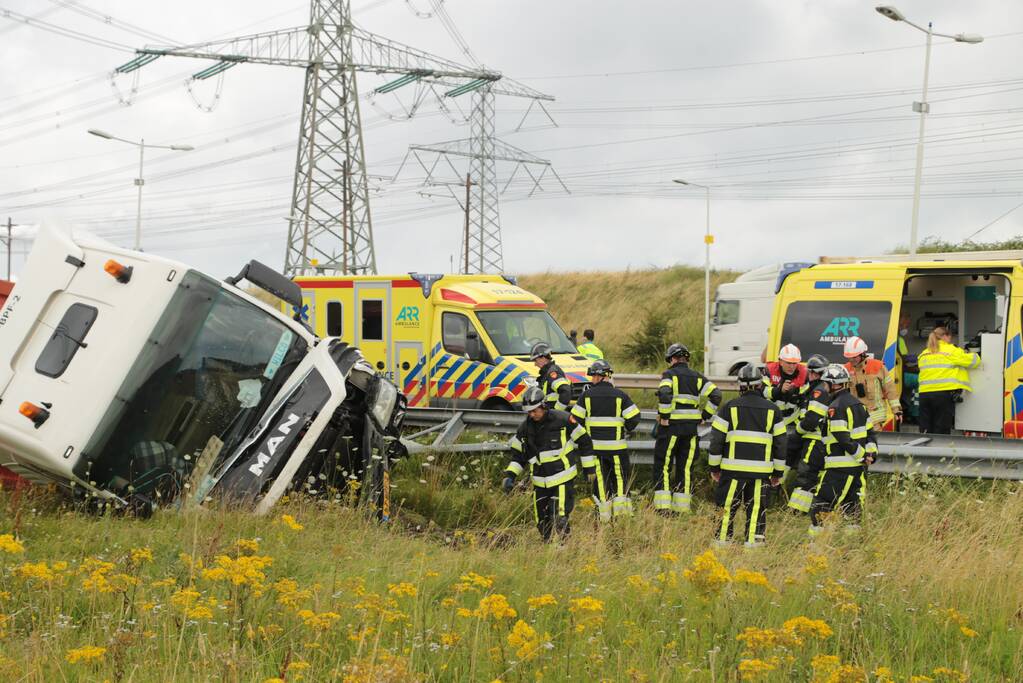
[2,0,1022,279]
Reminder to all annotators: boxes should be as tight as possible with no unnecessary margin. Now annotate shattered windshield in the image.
[78,271,308,498]
[476,310,576,356]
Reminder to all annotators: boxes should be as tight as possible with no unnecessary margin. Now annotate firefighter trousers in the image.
[714,475,769,545]
[809,469,865,532]
[788,439,825,513]
[652,431,698,513]
[533,483,574,542]
[591,451,632,521]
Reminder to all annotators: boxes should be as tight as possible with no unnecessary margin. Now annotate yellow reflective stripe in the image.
[748,480,763,544]
[593,440,628,450]
[570,404,587,420]
[551,377,569,389]
[531,466,577,487]
[622,404,640,418]
[506,461,524,476]
[725,430,773,445]
[720,460,775,473]
[719,479,738,541]
[588,417,625,427]
[509,436,523,452]
[712,415,729,432]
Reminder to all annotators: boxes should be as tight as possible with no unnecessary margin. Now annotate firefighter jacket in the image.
[822,389,878,470]
[538,362,571,410]
[708,392,788,479]
[762,361,810,425]
[917,340,980,394]
[571,381,641,467]
[657,363,721,435]
[506,409,593,488]
[844,357,899,426]
[576,341,604,360]
[795,380,831,441]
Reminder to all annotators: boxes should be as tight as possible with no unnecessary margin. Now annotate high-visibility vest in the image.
[577,341,604,360]
[917,341,980,393]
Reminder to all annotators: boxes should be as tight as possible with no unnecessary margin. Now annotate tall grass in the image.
[1,461,1020,682]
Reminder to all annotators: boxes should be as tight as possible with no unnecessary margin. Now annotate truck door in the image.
[354,282,392,381]
[395,341,427,406]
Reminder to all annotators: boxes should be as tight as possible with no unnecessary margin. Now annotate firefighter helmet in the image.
[736,364,762,390]
[664,342,690,362]
[806,354,829,373]
[521,386,546,411]
[587,359,613,377]
[843,336,869,359]
[529,342,553,360]
[778,343,802,363]
[822,364,851,386]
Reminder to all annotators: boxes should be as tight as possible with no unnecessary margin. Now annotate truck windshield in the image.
[476,310,576,356]
[78,271,308,498]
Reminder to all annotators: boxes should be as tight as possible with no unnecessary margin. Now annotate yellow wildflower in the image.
[568,596,605,614]
[0,534,25,554]
[805,554,829,576]
[235,538,260,555]
[959,626,978,638]
[738,656,779,680]
[439,631,461,647]
[453,571,494,593]
[582,561,598,575]
[507,619,548,661]
[151,577,177,589]
[280,514,304,531]
[388,582,418,598]
[456,607,474,618]
[65,646,106,664]
[931,667,968,682]
[273,578,312,609]
[425,570,440,578]
[441,597,457,608]
[626,574,653,592]
[909,677,935,683]
[476,593,517,620]
[733,569,777,592]
[288,661,310,671]
[735,626,801,652]
[873,667,896,683]
[659,552,678,563]
[820,579,855,604]
[263,679,285,683]
[683,550,731,596]
[129,547,153,565]
[201,554,273,588]
[14,561,59,585]
[296,609,341,631]
[527,594,558,609]
[783,616,833,639]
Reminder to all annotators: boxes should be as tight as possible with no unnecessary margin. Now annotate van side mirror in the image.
[465,332,488,363]
[225,260,301,309]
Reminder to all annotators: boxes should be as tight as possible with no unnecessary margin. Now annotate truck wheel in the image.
[729,362,748,376]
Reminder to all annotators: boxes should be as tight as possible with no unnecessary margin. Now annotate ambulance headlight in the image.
[368,376,398,432]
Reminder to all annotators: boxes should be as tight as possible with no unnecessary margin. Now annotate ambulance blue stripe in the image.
[490,363,515,388]
[453,362,477,387]
[406,356,427,382]
[507,370,529,392]
[1006,334,1023,369]
[438,357,465,383]
[882,342,897,371]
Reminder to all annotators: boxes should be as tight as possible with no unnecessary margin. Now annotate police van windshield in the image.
[476,310,576,356]
[78,271,308,498]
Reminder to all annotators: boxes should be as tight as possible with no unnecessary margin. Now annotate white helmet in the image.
[843,336,869,359]
[778,344,801,363]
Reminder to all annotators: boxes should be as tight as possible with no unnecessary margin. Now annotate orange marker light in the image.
[104,260,133,284]
[19,401,50,427]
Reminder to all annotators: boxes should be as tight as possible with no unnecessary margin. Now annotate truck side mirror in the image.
[225,260,302,309]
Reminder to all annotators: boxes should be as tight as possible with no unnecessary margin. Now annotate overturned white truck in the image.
[0,227,406,516]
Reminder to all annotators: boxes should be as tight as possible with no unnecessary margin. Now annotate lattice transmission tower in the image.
[115,0,536,275]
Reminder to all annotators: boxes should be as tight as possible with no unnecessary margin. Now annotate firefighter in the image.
[786,354,830,514]
[808,364,878,536]
[530,342,571,411]
[653,342,721,514]
[572,359,641,521]
[503,386,594,542]
[707,364,787,547]
[843,336,901,430]
[577,329,605,361]
[763,343,810,426]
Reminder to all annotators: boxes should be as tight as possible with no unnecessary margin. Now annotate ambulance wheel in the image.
[481,398,515,412]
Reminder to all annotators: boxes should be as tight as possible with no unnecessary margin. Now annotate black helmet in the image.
[587,359,613,377]
[822,364,851,386]
[529,342,552,360]
[521,386,546,411]
[665,342,690,362]
[736,364,762,390]
[806,354,829,373]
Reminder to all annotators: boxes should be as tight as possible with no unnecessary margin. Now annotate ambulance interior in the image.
[898,271,1009,433]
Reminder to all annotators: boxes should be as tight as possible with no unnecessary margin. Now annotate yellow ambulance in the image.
[289,273,593,409]
[765,253,1023,437]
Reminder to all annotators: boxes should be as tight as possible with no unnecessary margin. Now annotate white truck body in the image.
[0,227,403,514]
[707,264,782,376]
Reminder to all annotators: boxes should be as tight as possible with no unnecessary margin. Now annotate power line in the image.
[0,5,136,51]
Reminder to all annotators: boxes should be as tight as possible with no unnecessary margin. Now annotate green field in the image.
[1,453,1020,682]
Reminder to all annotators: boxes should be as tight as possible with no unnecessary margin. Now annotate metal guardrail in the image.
[403,408,1023,480]
[614,374,739,392]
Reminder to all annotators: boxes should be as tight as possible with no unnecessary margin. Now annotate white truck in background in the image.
[707,262,813,376]
[0,227,405,516]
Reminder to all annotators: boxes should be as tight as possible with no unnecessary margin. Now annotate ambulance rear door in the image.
[354,281,391,379]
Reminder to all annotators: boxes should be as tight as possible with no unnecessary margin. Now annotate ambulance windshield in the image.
[476,310,576,356]
[78,271,308,498]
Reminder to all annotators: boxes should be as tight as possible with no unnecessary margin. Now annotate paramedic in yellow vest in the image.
[917,326,980,434]
[842,336,901,430]
[577,329,604,361]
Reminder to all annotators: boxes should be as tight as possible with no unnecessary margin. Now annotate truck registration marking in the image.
[813,281,874,290]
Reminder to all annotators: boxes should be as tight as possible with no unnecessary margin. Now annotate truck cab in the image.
[0,228,405,514]
[293,273,593,410]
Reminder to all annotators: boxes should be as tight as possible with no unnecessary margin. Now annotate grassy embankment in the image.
[1,459,1021,682]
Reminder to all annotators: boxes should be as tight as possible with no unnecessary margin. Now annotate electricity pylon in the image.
[115,0,539,275]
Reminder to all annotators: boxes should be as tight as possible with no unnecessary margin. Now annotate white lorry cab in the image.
[0,227,405,516]
[708,263,813,376]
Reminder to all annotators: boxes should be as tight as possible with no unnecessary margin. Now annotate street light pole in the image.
[874,6,982,254]
[673,179,712,375]
[87,129,194,251]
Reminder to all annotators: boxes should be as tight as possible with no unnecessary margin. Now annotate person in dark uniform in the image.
[530,342,571,411]
[787,354,830,514]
